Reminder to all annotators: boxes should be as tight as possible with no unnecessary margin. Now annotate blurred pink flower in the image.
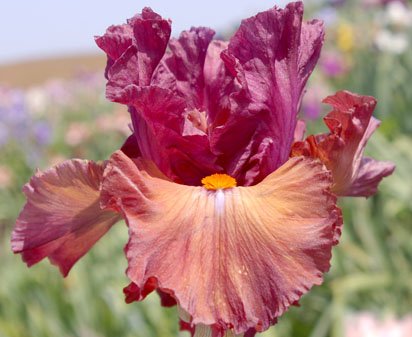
[96,107,130,135]
[345,312,412,337]
[364,0,406,7]
[0,165,13,188]
[64,122,91,146]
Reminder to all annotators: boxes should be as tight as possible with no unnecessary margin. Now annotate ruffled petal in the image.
[203,40,238,124]
[94,23,133,78]
[152,27,215,109]
[211,2,324,185]
[291,90,395,196]
[98,3,325,187]
[99,20,222,185]
[123,281,177,307]
[95,8,171,102]
[101,150,341,335]
[346,157,395,197]
[126,86,221,185]
[12,160,121,276]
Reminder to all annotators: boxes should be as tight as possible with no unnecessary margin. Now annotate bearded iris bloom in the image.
[12,2,394,337]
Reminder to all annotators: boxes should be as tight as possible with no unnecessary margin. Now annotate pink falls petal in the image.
[211,2,324,185]
[101,150,341,335]
[12,160,121,276]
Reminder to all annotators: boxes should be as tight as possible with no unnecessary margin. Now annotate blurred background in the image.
[0,0,411,336]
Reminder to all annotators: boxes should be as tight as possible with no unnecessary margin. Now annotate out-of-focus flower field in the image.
[0,1,411,336]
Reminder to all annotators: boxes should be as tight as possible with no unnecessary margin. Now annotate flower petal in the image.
[294,119,307,142]
[12,160,121,276]
[96,8,171,102]
[152,27,215,109]
[211,2,324,185]
[123,281,177,307]
[94,23,133,78]
[346,157,395,197]
[101,150,341,335]
[203,40,238,124]
[100,22,222,185]
[291,90,395,196]
[126,86,221,185]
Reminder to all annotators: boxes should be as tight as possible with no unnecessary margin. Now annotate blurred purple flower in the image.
[301,83,329,120]
[303,99,323,120]
[0,87,53,168]
[33,121,52,145]
[363,0,406,6]
[0,124,9,147]
[0,87,29,145]
[316,7,338,26]
[320,51,347,77]
[328,0,347,6]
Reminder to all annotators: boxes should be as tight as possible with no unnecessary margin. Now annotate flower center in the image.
[201,173,237,190]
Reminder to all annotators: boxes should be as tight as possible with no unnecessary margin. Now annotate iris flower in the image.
[12,2,394,336]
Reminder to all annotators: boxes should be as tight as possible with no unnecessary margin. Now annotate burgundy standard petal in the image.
[211,2,324,185]
[101,151,341,336]
[94,23,133,78]
[120,134,141,160]
[98,2,325,187]
[124,86,221,185]
[12,160,121,276]
[100,21,223,184]
[291,91,395,196]
[96,8,171,102]
[152,27,215,109]
[203,40,238,125]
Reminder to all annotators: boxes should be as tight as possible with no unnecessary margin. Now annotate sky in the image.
[0,0,289,65]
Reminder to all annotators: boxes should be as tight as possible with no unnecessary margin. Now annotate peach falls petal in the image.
[101,150,342,336]
[12,160,121,276]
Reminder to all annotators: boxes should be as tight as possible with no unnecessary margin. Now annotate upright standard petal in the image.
[96,8,171,102]
[203,40,238,125]
[126,86,221,185]
[99,20,222,185]
[212,1,324,185]
[12,160,121,276]
[152,27,215,109]
[101,151,341,336]
[133,27,222,185]
[97,2,326,187]
[291,91,395,196]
